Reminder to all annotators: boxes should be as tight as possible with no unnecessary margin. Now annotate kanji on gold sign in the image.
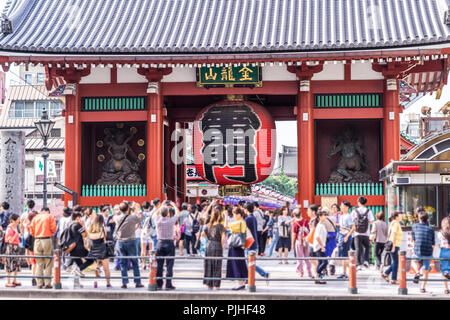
[197,65,262,87]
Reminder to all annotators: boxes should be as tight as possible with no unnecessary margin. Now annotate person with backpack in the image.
[382,212,403,285]
[411,208,435,293]
[291,208,312,278]
[349,197,374,270]
[63,212,95,279]
[277,206,292,264]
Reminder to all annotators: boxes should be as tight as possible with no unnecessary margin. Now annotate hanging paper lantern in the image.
[194,100,276,185]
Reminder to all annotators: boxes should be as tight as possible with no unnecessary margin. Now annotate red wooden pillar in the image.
[297,81,315,217]
[147,84,165,201]
[382,78,401,165]
[138,67,172,202]
[64,94,77,205]
[288,64,323,217]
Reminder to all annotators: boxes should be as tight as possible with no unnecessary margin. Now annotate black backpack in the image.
[191,213,200,234]
[58,226,75,253]
[355,208,369,234]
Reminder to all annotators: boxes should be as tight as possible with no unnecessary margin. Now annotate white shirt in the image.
[313,222,327,252]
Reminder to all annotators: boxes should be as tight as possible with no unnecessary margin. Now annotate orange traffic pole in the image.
[348,250,357,294]
[148,250,157,291]
[398,251,408,295]
[248,251,256,292]
[53,249,62,289]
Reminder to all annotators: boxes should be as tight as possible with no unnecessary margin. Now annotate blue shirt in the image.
[245,214,258,251]
[411,222,435,257]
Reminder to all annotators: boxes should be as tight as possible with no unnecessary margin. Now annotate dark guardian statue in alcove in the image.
[327,126,372,183]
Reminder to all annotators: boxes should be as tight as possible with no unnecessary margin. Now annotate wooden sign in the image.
[197,65,262,88]
[218,185,252,196]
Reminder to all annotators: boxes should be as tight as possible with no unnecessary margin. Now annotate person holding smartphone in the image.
[154,201,180,290]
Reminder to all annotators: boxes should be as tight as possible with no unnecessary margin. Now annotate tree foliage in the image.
[261,171,297,197]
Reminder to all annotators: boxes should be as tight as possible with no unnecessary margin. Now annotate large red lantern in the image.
[193,99,276,185]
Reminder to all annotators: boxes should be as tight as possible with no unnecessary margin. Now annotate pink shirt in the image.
[5,225,20,244]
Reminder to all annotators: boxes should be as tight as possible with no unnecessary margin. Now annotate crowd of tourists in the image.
[0,197,449,293]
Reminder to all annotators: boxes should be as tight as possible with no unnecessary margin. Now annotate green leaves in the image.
[261,171,297,197]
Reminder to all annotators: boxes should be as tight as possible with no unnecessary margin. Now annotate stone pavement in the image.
[0,253,448,299]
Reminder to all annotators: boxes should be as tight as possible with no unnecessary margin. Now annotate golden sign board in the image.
[218,185,252,196]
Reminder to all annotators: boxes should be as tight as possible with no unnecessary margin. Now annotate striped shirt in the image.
[411,223,435,256]
[154,215,178,241]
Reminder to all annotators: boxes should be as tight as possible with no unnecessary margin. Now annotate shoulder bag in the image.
[384,222,394,252]
[227,221,246,248]
[113,214,129,241]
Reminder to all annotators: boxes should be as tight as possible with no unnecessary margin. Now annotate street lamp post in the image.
[34,110,55,208]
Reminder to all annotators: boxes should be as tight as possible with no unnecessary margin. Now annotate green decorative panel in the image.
[314,93,382,108]
[82,97,147,111]
[82,184,147,197]
[315,183,384,196]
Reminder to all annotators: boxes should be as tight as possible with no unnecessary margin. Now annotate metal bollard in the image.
[148,250,157,291]
[348,250,357,294]
[398,251,408,295]
[53,249,62,289]
[248,251,256,292]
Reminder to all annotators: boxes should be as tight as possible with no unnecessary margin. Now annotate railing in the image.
[81,184,147,197]
[0,251,448,296]
[314,93,382,108]
[82,97,147,111]
[316,182,383,196]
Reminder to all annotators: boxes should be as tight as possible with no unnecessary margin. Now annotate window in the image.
[8,100,64,118]
[36,101,47,118]
[24,101,34,117]
[24,74,32,85]
[37,73,45,85]
[51,128,61,137]
[395,186,438,227]
[49,101,63,116]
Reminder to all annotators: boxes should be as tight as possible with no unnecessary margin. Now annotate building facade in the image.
[0,0,448,216]
[0,65,65,208]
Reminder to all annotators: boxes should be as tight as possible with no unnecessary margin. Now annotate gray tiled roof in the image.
[25,137,65,151]
[1,0,449,54]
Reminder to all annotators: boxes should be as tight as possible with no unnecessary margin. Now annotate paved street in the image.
[0,253,448,299]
